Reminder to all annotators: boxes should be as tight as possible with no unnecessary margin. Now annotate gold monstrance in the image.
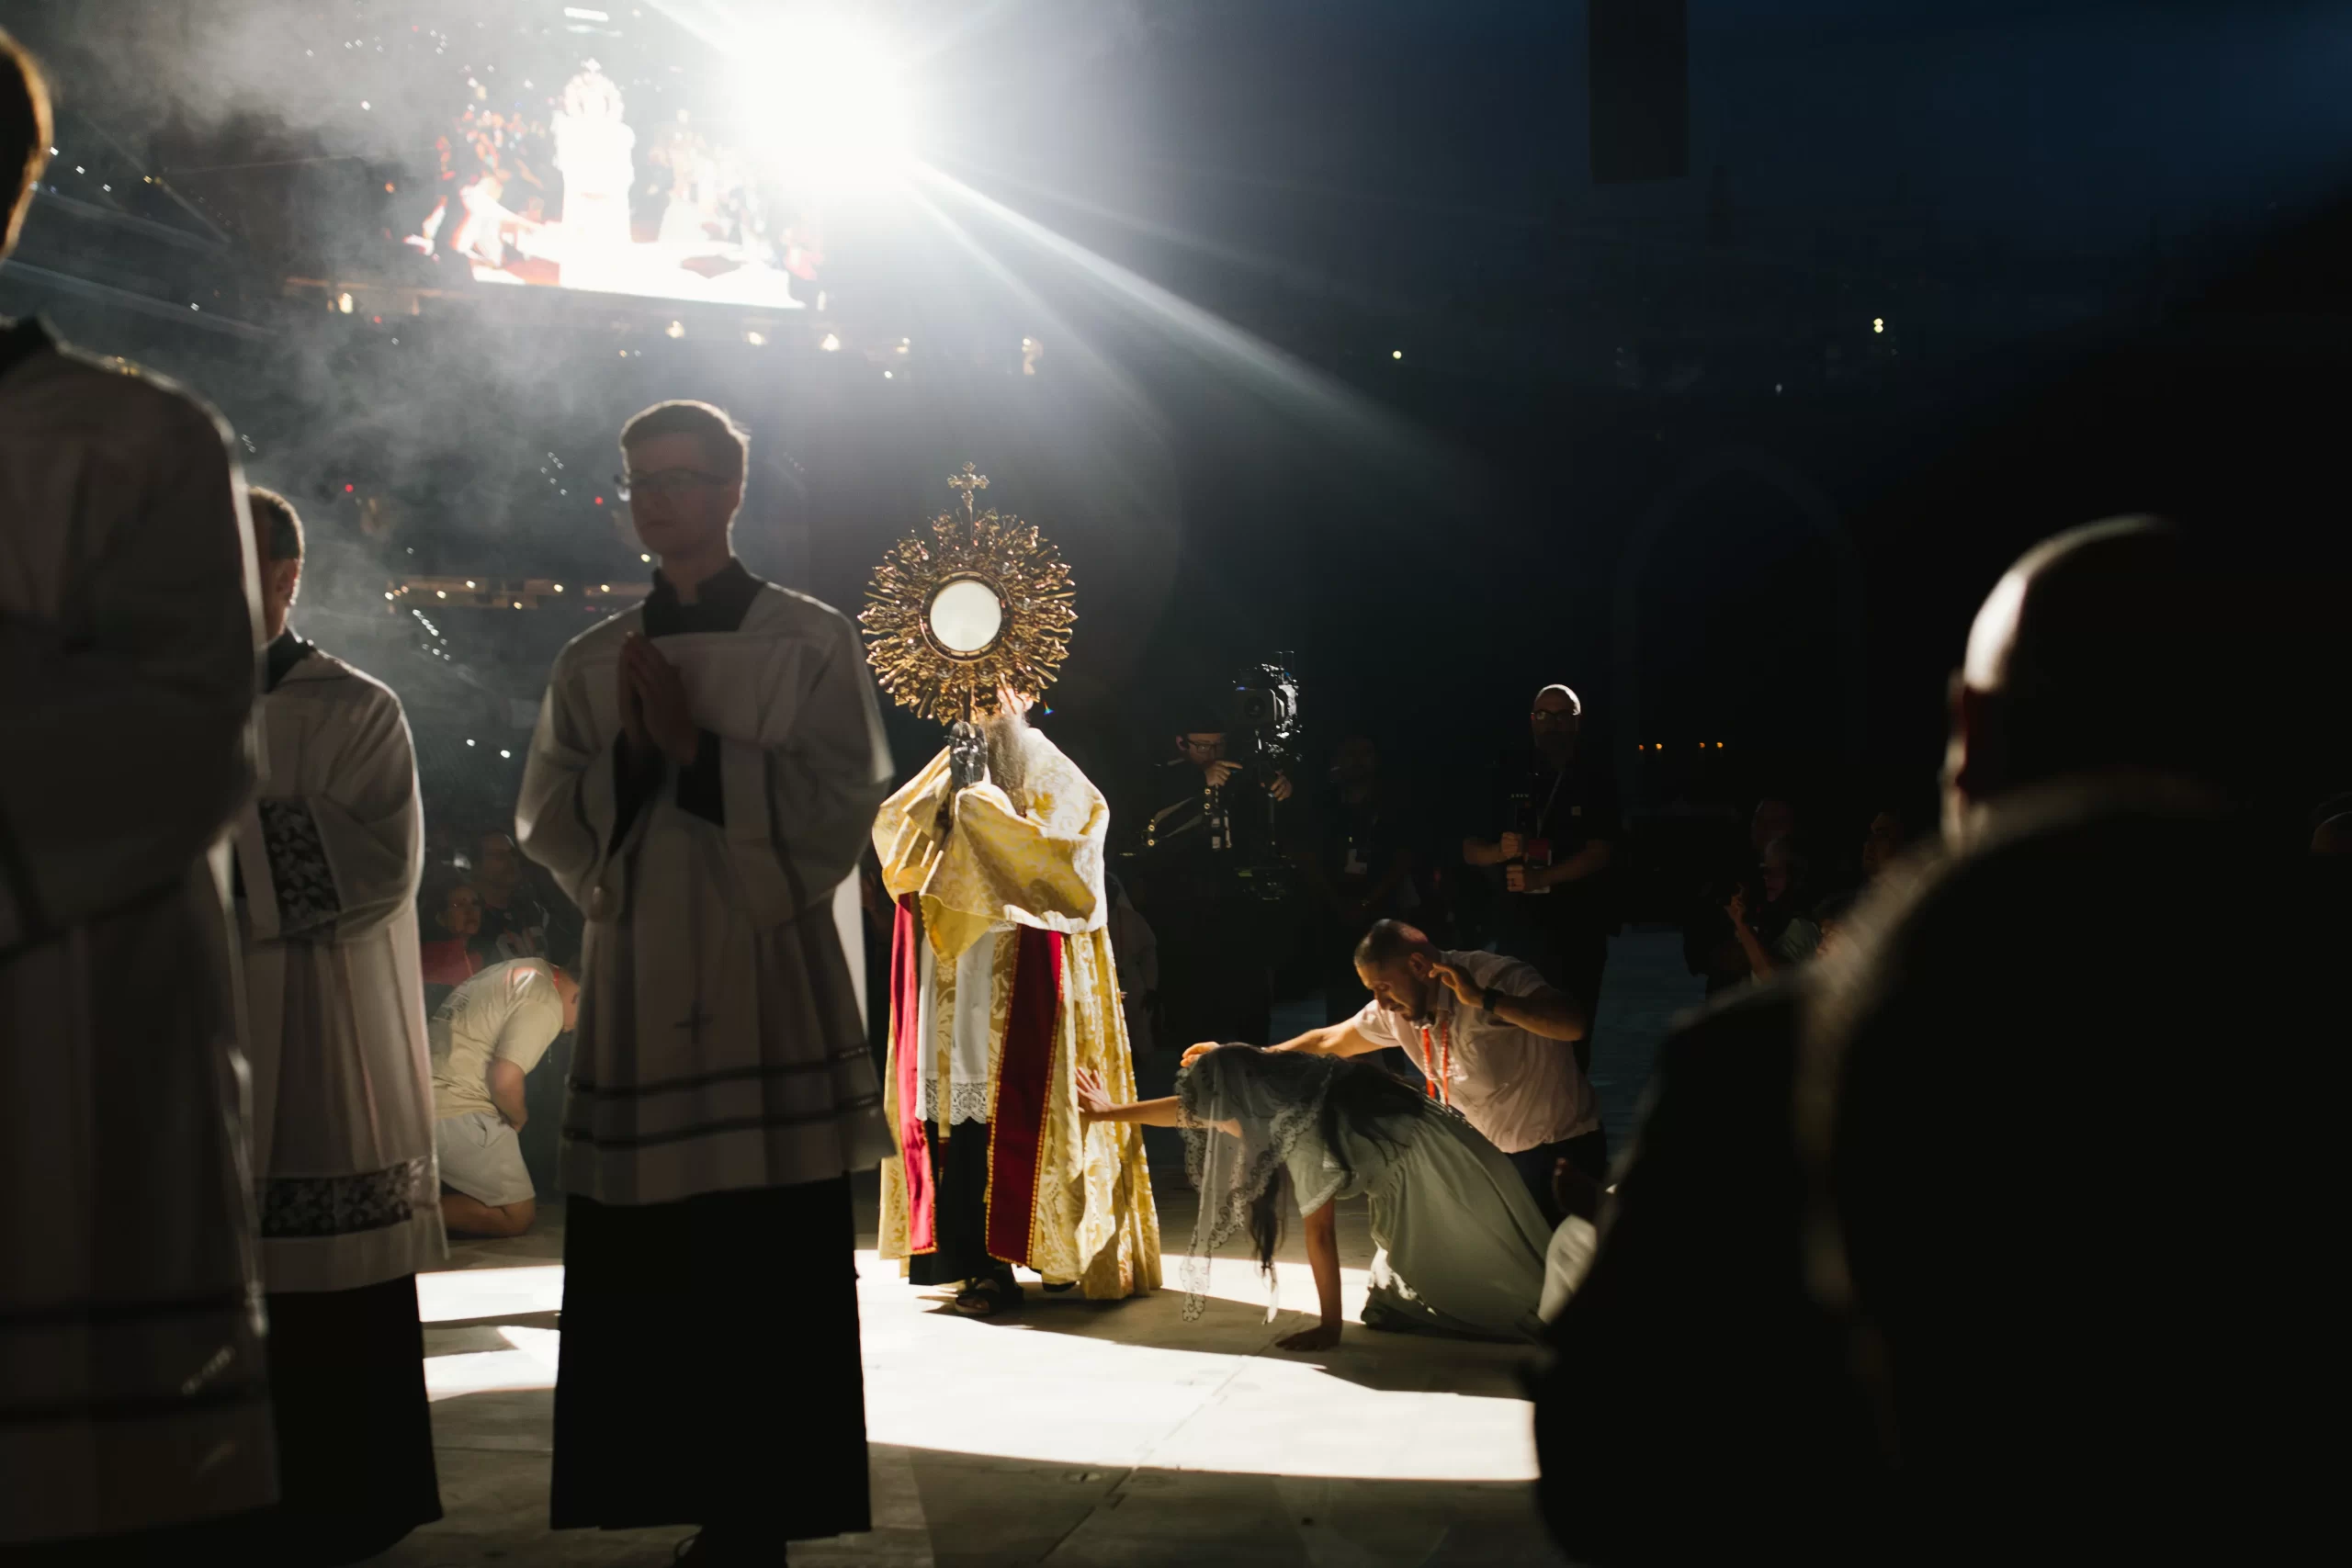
[859,464,1077,724]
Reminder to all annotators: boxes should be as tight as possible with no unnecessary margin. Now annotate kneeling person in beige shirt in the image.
[432,957,579,1235]
[1185,919,1598,1224]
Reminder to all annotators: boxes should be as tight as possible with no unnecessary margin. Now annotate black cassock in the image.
[551,1181,869,1538]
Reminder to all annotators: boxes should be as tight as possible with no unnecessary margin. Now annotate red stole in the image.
[891,897,1065,1266]
[889,896,937,1253]
[985,925,1065,1265]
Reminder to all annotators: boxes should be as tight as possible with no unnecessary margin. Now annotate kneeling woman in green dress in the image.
[1076,1044,1554,1348]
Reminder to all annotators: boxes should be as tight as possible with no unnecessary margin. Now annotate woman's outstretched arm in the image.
[1075,1067,1182,1125]
[1075,1068,1238,1135]
[1276,1201,1343,1352]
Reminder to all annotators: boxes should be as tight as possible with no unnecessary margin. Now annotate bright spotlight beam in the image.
[940,152,1352,303]
[649,1,916,194]
[903,182,1160,434]
[735,29,911,192]
[910,164,1442,470]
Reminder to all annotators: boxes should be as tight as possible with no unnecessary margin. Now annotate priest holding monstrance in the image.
[865,466,1161,1313]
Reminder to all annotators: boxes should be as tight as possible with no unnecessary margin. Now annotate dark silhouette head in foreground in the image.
[1941,514,2209,834]
[1805,517,2329,1560]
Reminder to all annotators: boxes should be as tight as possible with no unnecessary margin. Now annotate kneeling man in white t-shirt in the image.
[431,957,579,1235]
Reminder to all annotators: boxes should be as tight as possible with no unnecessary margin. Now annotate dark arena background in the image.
[4,2,2348,1561]
[6,0,2347,882]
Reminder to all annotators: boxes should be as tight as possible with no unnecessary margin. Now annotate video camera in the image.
[1212,654,1303,901]
[1225,653,1303,774]
[1124,653,1307,907]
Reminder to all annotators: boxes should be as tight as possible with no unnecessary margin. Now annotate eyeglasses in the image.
[614,468,732,502]
[1529,708,1578,722]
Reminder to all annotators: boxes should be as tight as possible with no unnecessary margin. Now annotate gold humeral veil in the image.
[871,728,1162,1298]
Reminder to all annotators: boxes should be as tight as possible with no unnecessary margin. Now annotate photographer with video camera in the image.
[1463,683,1619,1077]
[1135,680,1298,1054]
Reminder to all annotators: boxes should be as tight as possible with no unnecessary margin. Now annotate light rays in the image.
[910,161,1430,461]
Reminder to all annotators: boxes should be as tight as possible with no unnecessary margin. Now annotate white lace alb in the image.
[916,922,1013,1126]
[921,1078,994,1125]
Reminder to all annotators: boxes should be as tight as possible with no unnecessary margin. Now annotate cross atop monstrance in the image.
[945,462,989,521]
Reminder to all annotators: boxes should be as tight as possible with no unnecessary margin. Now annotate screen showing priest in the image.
[379,6,905,308]
[864,468,1161,1312]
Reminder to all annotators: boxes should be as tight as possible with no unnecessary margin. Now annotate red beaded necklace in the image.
[1415,1015,1453,1105]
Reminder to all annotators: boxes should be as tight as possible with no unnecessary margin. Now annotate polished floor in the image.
[379,931,1703,1566]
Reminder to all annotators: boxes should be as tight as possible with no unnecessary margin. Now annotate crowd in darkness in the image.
[1019,694,1945,1109]
[415,828,571,999]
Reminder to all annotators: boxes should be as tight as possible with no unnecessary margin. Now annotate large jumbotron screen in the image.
[391,5,905,309]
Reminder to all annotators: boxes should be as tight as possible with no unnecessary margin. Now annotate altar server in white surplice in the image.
[518,400,893,1557]
[229,490,445,1562]
[0,38,276,1550]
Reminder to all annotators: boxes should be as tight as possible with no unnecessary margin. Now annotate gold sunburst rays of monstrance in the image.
[859,463,1078,725]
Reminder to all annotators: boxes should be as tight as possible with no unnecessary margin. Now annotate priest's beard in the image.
[982,709,1033,817]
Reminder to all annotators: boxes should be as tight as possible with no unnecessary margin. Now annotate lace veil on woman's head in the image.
[1174,1045,1341,1322]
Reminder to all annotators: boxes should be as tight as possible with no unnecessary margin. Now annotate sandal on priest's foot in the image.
[1041,1280,1078,1295]
[949,1279,1023,1318]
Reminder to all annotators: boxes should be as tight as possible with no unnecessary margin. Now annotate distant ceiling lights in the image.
[1872,317,1884,333]
[337,292,354,314]
[820,333,842,352]
[746,331,766,346]
[1391,349,1403,360]
[666,321,684,339]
